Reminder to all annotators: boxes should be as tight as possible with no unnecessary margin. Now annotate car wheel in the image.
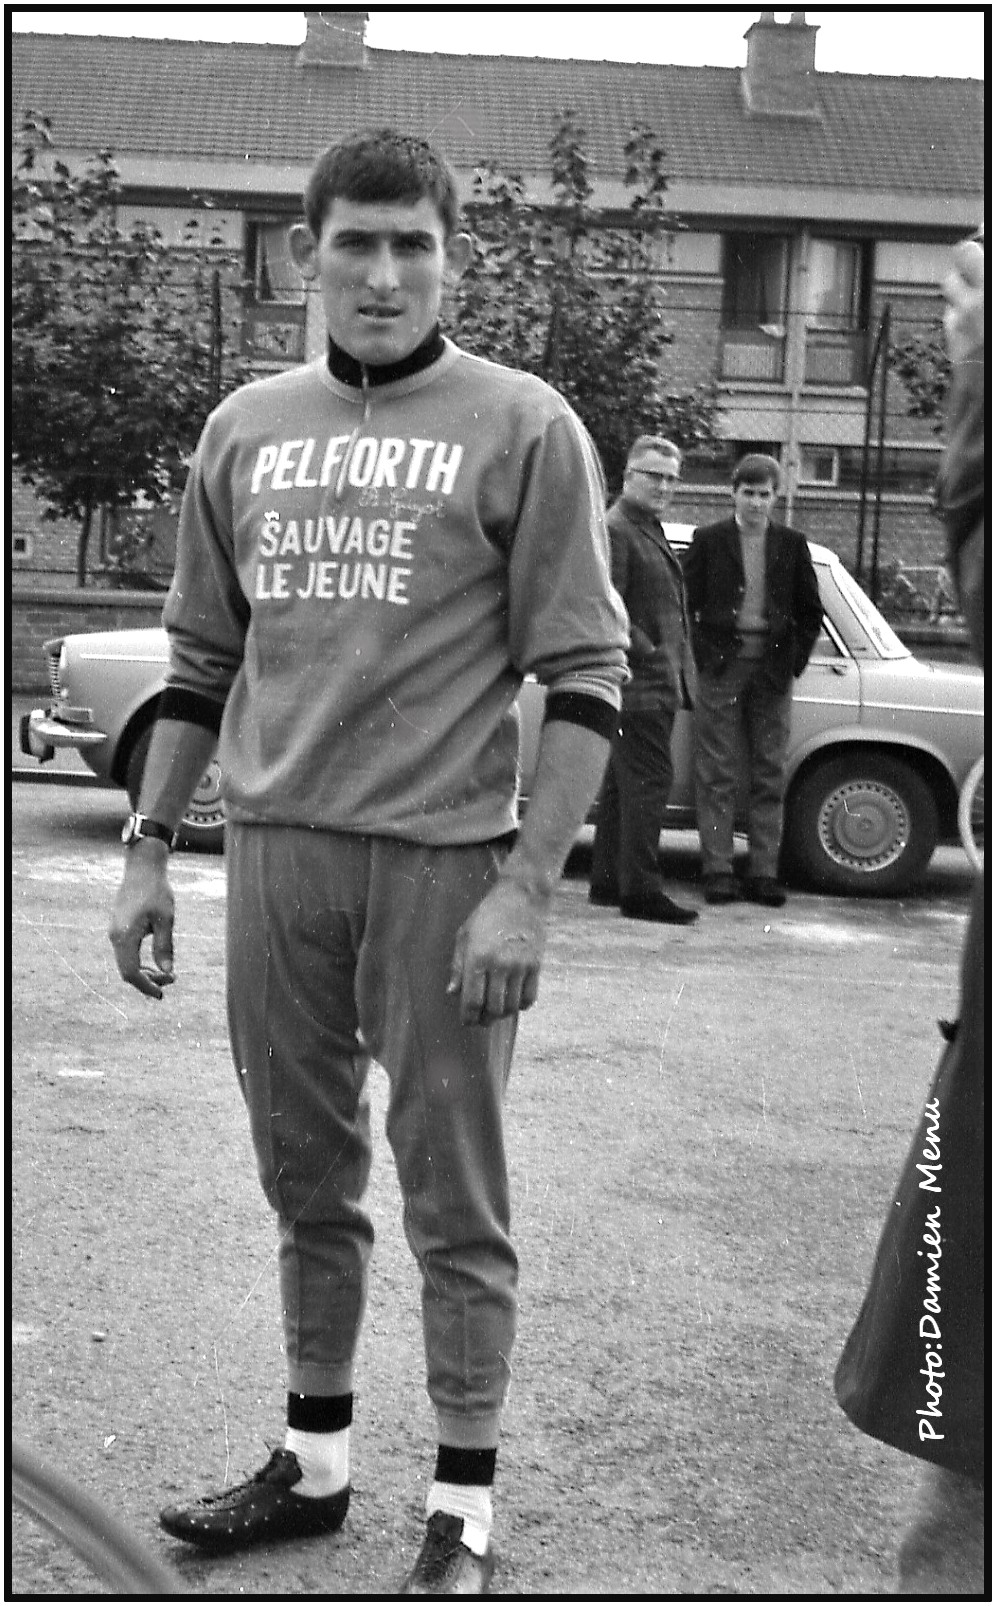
[784,751,938,896]
[125,725,226,854]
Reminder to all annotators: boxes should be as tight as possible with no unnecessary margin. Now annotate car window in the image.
[809,616,846,659]
[827,563,912,660]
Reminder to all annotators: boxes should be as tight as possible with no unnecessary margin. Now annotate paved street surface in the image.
[11,780,975,1596]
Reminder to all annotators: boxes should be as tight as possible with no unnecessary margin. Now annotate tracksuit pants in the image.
[693,656,792,879]
[225,823,519,1450]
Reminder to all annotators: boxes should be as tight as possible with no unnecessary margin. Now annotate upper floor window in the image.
[247,220,302,304]
[722,234,790,334]
[244,219,306,365]
[806,239,870,332]
[719,234,790,382]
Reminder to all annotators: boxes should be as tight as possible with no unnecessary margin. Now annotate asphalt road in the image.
[10,777,976,1595]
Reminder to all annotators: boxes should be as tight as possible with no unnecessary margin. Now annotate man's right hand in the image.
[109,843,176,999]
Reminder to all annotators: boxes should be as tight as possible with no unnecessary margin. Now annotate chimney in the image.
[742,11,820,118]
[299,10,368,68]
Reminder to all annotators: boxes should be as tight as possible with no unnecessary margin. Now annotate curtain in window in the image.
[807,240,860,330]
[256,224,299,302]
[723,235,789,331]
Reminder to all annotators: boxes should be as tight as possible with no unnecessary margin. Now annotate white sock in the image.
[284,1425,350,1498]
[427,1480,493,1557]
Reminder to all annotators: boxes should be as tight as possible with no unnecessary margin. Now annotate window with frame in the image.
[798,447,840,486]
[247,220,303,304]
[806,240,868,332]
[244,219,307,363]
[803,239,872,384]
[722,234,790,333]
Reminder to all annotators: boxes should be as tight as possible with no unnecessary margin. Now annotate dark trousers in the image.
[590,703,676,902]
[693,656,792,879]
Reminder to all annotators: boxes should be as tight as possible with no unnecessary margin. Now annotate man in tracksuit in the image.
[109,128,627,1594]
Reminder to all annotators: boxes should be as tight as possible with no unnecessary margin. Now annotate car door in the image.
[788,610,862,762]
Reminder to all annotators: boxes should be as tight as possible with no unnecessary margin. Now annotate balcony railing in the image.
[804,328,869,386]
[244,300,306,365]
[718,327,786,382]
[719,325,870,387]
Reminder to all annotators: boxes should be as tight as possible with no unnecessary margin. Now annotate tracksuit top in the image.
[162,338,629,845]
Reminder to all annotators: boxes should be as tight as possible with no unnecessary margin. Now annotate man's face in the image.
[290,197,470,366]
[623,449,681,518]
[733,477,778,533]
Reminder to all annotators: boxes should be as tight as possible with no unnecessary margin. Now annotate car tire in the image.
[125,725,226,855]
[783,751,939,896]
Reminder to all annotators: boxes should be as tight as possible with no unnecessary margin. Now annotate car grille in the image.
[46,646,64,698]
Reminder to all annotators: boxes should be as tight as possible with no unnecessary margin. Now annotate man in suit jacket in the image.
[682,453,822,907]
[589,437,699,924]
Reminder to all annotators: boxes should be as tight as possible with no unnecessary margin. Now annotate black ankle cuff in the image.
[434,1445,497,1486]
[287,1392,353,1433]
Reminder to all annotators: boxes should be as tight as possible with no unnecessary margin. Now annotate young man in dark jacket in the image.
[589,436,699,924]
[682,454,822,907]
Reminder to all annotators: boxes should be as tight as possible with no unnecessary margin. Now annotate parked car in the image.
[21,530,983,895]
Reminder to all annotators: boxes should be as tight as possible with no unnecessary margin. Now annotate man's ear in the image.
[445,231,473,281]
[289,222,319,279]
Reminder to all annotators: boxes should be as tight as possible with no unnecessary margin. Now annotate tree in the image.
[889,327,951,435]
[452,112,718,489]
[11,113,249,586]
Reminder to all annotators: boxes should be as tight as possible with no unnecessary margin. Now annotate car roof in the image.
[664,522,836,566]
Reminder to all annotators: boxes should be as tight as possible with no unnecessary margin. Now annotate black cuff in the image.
[543,690,617,741]
[157,686,226,735]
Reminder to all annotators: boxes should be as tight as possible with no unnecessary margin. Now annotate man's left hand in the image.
[447,878,550,1025]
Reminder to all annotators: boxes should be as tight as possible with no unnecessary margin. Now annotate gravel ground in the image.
[12,782,974,1596]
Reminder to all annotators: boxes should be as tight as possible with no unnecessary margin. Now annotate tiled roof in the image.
[10,31,983,197]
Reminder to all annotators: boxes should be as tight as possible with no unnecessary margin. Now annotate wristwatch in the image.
[121,812,177,850]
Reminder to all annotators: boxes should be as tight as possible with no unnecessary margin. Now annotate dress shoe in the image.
[703,873,741,905]
[159,1448,349,1552]
[743,875,787,907]
[620,892,699,925]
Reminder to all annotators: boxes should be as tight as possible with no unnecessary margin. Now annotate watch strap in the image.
[122,812,177,849]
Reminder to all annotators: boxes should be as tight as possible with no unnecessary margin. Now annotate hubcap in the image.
[817,779,909,872]
[187,758,225,828]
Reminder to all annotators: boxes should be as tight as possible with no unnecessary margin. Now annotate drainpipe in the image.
[783,229,809,522]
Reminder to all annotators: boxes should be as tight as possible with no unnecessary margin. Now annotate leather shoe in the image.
[703,873,740,905]
[401,1512,496,1595]
[620,892,699,925]
[743,875,787,907]
[588,885,619,907]
[159,1448,349,1552]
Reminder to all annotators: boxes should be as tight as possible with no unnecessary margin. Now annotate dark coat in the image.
[835,326,986,1481]
[606,495,694,713]
[681,516,823,688]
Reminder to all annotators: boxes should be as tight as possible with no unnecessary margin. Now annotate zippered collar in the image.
[326,324,446,389]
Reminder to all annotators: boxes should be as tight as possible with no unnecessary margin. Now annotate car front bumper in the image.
[20,707,109,763]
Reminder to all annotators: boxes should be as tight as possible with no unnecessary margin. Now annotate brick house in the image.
[10,10,983,591]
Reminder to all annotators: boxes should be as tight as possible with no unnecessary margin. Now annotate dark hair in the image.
[733,452,781,491]
[304,128,461,238]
